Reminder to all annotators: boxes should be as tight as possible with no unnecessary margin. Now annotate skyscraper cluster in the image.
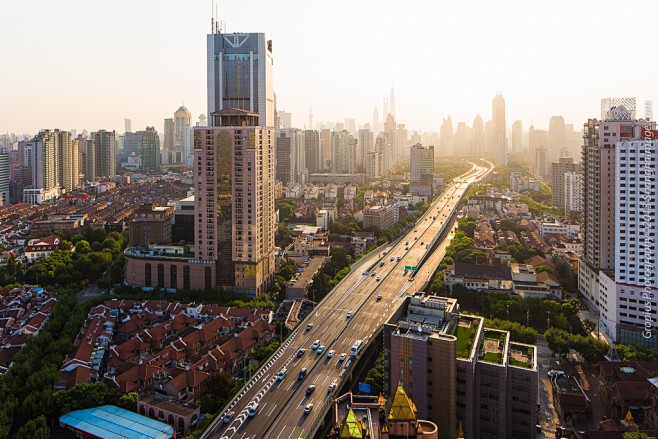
[11,129,116,204]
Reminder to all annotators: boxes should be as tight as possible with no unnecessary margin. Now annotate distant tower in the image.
[373,107,379,134]
[390,86,396,119]
[511,120,523,153]
[645,100,654,120]
[472,114,484,157]
[174,104,191,148]
[383,98,389,119]
[548,116,566,163]
[124,119,132,134]
[492,94,507,165]
[198,114,207,127]
[308,105,313,130]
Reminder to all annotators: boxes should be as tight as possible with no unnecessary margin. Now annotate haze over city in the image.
[2,0,657,135]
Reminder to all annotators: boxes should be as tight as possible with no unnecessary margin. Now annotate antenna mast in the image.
[210,0,214,33]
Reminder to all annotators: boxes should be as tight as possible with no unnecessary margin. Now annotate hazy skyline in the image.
[2,0,656,135]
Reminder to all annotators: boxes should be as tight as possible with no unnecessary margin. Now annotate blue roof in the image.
[59,405,174,439]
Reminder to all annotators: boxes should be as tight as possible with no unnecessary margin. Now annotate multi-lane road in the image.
[203,160,493,439]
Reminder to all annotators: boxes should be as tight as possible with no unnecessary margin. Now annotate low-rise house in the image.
[24,234,62,263]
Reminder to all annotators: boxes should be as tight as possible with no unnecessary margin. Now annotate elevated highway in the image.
[203,160,494,439]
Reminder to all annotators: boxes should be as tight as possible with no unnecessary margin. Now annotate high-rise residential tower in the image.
[409,143,434,196]
[492,94,507,165]
[90,130,116,180]
[196,29,276,297]
[0,149,8,206]
[207,32,274,127]
[548,115,566,163]
[550,157,579,210]
[578,98,656,345]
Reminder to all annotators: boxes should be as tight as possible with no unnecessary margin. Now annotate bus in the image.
[350,340,363,357]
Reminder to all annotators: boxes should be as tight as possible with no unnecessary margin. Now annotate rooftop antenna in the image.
[215,2,219,33]
[210,0,214,34]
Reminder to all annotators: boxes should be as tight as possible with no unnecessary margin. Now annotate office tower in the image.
[207,32,274,127]
[319,128,331,171]
[579,97,656,345]
[90,130,116,180]
[276,129,298,186]
[534,147,548,179]
[0,149,8,206]
[308,106,313,130]
[511,120,523,153]
[645,100,653,120]
[163,118,174,152]
[528,126,548,171]
[125,119,132,133]
[365,151,381,180]
[564,171,582,215]
[123,132,141,157]
[390,86,396,119]
[454,122,468,155]
[409,144,434,196]
[278,111,292,129]
[183,125,194,167]
[384,293,538,439]
[492,94,507,165]
[358,128,373,170]
[376,134,394,173]
[383,97,389,120]
[440,116,454,155]
[198,114,207,127]
[304,130,320,173]
[550,157,579,209]
[472,114,484,157]
[548,115,566,163]
[140,127,161,174]
[174,105,191,149]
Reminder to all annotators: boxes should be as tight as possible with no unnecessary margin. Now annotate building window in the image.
[157,264,165,288]
[145,263,152,287]
[205,267,212,290]
[170,265,177,289]
[183,265,190,290]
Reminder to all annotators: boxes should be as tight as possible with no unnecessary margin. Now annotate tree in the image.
[118,392,139,411]
[74,240,92,255]
[15,415,49,439]
[623,432,657,439]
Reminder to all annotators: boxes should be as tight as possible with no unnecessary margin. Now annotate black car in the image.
[306,384,316,395]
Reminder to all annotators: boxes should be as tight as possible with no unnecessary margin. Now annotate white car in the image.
[311,340,320,349]
[338,353,347,362]
[327,349,335,358]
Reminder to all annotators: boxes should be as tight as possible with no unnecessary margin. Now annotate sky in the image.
[1,0,657,136]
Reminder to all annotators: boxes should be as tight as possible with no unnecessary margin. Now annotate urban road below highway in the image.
[202,159,494,439]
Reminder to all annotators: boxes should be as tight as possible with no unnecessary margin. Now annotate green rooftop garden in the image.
[509,343,535,369]
[479,329,507,364]
[455,318,478,359]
